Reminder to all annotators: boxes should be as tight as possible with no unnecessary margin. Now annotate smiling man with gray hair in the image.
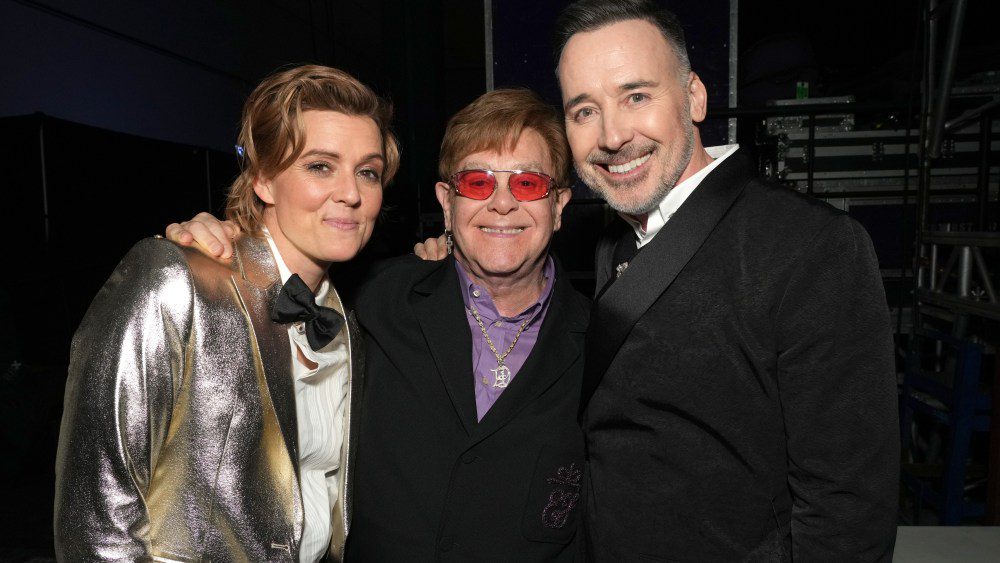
[556,0,898,561]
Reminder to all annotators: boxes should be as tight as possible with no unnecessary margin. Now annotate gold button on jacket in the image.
[54,234,362,562]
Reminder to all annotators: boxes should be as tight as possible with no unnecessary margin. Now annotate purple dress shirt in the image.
[456,257,556,421]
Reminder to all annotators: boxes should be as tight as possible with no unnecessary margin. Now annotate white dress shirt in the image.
[263,228,349,563]
[621,144,740,248]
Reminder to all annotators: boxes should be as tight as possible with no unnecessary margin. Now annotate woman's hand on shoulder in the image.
[413,234,448,261]
[165,212,240,259]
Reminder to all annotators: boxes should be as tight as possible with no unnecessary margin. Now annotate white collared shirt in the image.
[621,144,739,248]
[263,228,349,563]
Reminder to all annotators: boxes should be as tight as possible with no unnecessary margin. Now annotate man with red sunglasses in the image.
[164,88,588,560]
[419,1,896,560]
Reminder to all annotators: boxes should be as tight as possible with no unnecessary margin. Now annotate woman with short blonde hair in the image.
[55,64,395,562]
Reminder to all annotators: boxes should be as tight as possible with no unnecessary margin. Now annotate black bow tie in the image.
[271,274,345,351]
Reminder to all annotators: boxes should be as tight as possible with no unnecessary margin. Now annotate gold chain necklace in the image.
[470,308,531,389]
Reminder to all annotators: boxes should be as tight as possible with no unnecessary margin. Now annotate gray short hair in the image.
[554,0,691,82]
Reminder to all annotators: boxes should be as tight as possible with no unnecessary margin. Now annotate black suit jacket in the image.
[581,152,899,562]
[348,255,590,561]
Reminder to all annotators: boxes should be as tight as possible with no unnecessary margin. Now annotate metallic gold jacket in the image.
[54,235,362,562]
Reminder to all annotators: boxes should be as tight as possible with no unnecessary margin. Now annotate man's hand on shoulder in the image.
[165,212,240,259]
[413,234,448,261]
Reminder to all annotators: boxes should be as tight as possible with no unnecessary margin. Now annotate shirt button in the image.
[472,289,481,298]
[494,321,502,327]
[439,536,454,552]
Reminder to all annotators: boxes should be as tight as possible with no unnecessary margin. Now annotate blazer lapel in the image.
[341,309,363,535]
[580,152,753,412]
[411,259,479,435]
[593,220,629,295]
[322,286,361,550]
[473,265,587,443]
[230,235,299,471]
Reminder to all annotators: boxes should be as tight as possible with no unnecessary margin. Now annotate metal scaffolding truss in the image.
[918,231,1000,322]
[904,0,1000,525]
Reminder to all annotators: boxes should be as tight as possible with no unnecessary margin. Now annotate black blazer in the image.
[581,152,899,562]
[347,255,590,561]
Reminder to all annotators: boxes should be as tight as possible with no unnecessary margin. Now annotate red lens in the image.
[508,172,551,201]
[454,170,496,200]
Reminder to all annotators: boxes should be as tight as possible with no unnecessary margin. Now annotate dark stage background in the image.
[2,0,998,558]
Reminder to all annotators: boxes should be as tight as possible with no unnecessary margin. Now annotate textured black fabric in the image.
[581,152,899,562]
[270,273,344,351]
[348,255,590,561]
[595,225,644,300]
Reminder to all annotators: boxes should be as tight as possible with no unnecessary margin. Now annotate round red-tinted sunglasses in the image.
[450,169,555,202]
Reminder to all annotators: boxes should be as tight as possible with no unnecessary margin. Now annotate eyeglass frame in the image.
[448,168,557,202]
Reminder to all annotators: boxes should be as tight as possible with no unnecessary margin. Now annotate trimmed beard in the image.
[578,106,696,216]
